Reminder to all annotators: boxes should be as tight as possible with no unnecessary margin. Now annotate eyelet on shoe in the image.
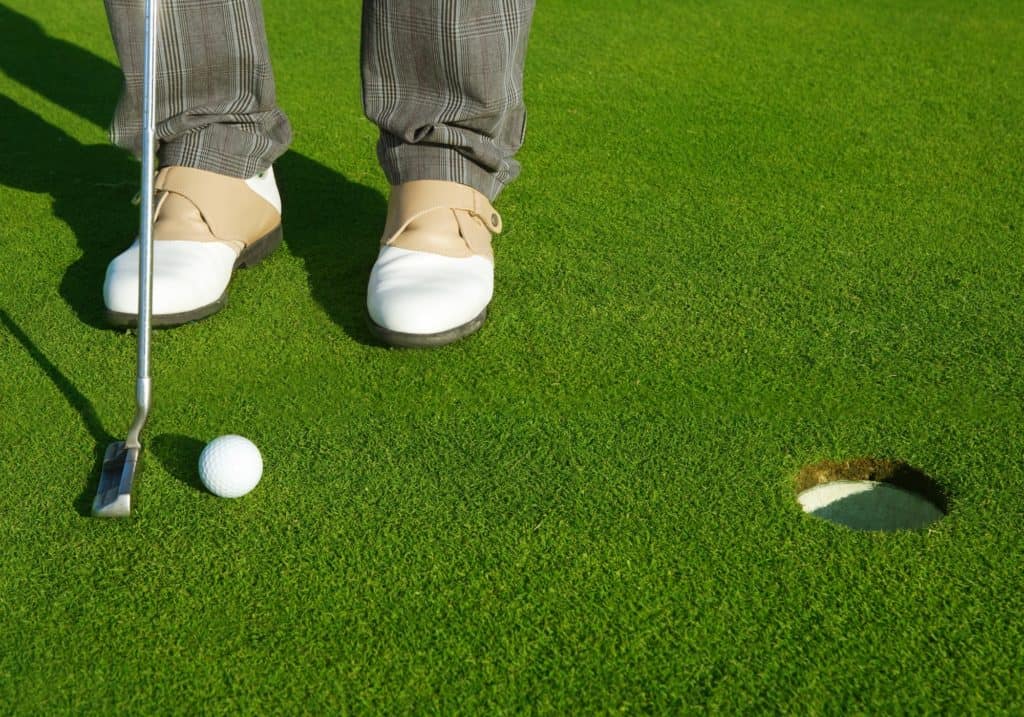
[490,213,499,227]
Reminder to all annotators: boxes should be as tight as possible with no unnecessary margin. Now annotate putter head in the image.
[92,441,140,518]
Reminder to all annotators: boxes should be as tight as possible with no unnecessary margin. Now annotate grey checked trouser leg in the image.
[105,0,534,200]
[104,0,292,180]
[362,0,534,199]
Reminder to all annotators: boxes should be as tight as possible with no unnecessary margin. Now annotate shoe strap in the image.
[154,166,280,246]
[382,180,502,247]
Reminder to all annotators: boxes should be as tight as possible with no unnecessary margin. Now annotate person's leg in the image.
[104,0,291,178]
[361,0,533,201]
[102,0,290,326]
[361,0,535,347]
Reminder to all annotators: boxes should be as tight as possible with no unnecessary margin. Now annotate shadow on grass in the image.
[274,152,384,345]
[0,3,386,343]
[0,309,113,516]
[149,433,207,493]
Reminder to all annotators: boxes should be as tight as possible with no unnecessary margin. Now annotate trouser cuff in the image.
[156,114,291,179]
[376,139,521,202]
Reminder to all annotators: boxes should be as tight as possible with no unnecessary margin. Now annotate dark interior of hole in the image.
[885,464,949,514]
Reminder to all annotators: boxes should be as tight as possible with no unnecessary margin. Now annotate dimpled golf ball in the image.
[198,435,263,498]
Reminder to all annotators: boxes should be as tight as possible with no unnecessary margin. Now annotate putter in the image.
[93,0,159,518]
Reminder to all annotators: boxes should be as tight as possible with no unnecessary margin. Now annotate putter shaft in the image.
[93,0,158,517]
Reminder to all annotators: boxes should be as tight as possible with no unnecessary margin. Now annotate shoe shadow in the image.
[275,152,385,345]
[0,309,114,516]
[0,94,139,329]
[0,3,386,343]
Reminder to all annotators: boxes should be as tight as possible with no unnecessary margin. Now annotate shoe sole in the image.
[368,307,488,348]
[105,224,283,328]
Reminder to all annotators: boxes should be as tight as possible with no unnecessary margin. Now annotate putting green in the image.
[1,1,1022,713]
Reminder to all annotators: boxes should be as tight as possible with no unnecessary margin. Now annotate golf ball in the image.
[198,435,263,498]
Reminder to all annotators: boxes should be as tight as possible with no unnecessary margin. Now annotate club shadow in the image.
[0,309,114,516]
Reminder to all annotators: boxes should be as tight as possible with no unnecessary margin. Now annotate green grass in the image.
[1,0,1023,712]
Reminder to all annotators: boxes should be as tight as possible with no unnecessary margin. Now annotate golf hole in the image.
[795,458,947,531]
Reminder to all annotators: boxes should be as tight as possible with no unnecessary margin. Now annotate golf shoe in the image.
[104,165,282,327]
[367,180,502,347]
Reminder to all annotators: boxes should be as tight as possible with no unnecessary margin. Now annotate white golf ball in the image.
[198,435,263,498]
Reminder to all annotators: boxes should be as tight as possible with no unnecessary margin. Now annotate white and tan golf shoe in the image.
[104,165,282,327]
[367,180,503,347]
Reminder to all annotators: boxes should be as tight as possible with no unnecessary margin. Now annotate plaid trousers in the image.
[104,0,534,200]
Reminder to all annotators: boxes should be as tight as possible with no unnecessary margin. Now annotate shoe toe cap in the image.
[104,241,238,316]
[367,247,493,335]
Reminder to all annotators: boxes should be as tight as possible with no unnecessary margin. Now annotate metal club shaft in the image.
[92,0,159,518]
